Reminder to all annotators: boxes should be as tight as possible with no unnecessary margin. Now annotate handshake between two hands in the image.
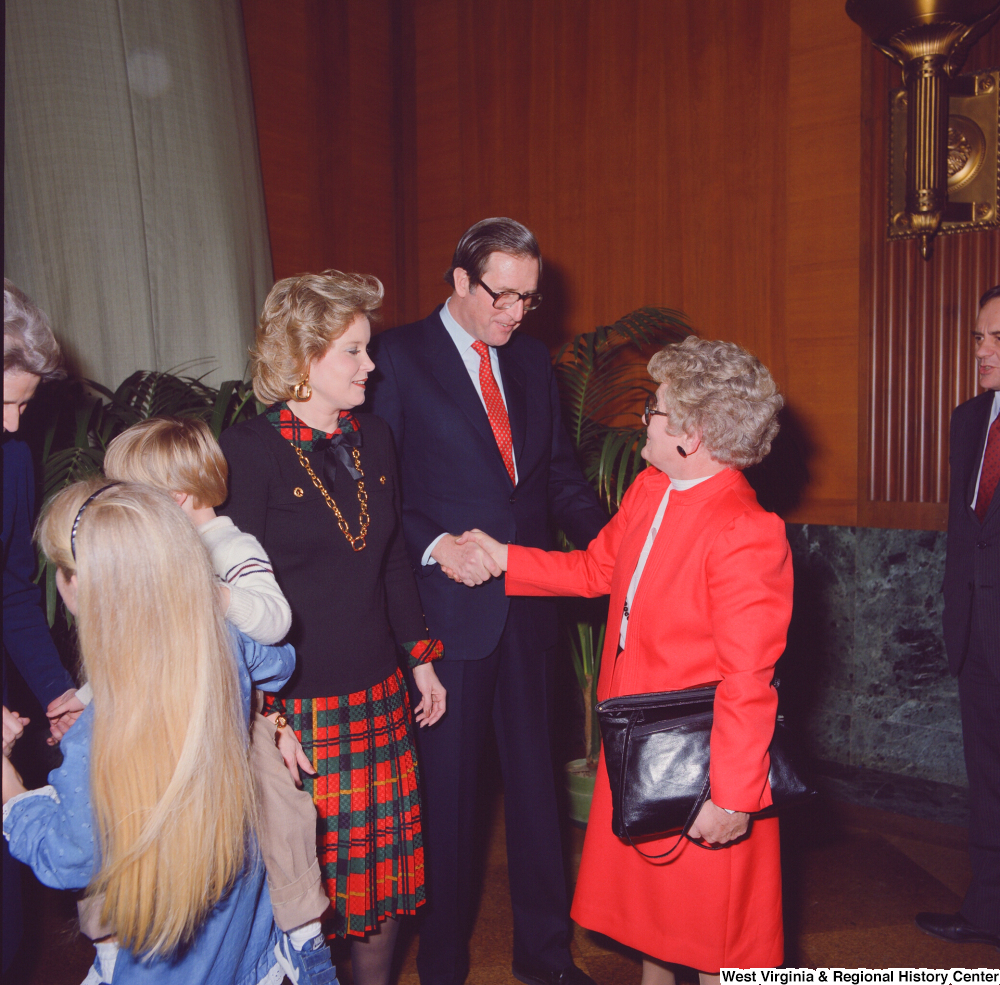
[433,529,509,587]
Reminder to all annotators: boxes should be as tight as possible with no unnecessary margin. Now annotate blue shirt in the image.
[3,627,295,985]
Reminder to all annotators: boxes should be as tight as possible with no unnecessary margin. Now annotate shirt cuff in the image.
[261,694,286,717]
[404,640,444,667]
[422,533,448,566]
[76,682,93,706]
[3,785,60,832]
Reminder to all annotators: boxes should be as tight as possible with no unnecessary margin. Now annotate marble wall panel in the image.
[782,523,966,790]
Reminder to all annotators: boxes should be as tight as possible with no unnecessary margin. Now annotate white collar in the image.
[439,297,481,354]
[668,474,716,491]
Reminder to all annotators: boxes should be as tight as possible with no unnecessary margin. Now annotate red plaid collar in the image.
[266,404,359,450]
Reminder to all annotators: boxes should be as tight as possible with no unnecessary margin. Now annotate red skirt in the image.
[571,749,783,972]
[265,668,425,937]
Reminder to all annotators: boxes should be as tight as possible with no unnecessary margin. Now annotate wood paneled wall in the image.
[783,1,862,524]
[859,31,1000,531]
[240,0,406,325]
[406,1,791,359]
[240,0,998,530]
[403,0,861,525]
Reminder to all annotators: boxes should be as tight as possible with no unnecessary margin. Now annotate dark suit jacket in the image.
[3,437,74,708]
[369,307,607,660]
[942,390,1000,677]
[219,412,429,697]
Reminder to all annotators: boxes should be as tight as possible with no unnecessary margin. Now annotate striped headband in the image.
[70,482,123,560]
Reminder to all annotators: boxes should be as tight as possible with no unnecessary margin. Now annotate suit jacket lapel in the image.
[965,395,995,524]
[498,342,527,480]
[424,311,506,462]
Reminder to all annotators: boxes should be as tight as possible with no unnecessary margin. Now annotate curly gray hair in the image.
[4,279,65,381]
[647,337,782,469]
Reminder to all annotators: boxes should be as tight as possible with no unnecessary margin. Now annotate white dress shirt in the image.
[970,389,1000,509]
[422,299,519,565]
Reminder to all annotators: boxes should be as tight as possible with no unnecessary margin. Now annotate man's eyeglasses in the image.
[642,394,670,426]
[478,280,543,312]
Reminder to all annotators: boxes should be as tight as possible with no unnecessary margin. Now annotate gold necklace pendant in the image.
[292,444,370,551]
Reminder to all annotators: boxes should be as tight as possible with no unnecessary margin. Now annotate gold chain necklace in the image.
[292,444,369,551]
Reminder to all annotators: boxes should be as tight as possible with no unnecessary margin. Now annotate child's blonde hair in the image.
[37,479,257,957]
[103,417,228,508]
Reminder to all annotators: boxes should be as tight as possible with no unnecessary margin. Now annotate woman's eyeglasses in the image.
[642,394,670,426]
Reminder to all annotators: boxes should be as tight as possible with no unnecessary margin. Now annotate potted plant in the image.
[27,366,261,628]
[552,307,692,823]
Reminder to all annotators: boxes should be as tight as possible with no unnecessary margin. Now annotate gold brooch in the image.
[379,476,386,485]
[293,487,304,498]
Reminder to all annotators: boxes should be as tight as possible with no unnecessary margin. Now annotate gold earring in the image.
[292,379,312,401]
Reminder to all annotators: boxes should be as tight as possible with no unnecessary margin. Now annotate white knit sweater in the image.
[198,515,292,645]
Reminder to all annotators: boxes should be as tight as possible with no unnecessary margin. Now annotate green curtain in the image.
[4,0,272,387]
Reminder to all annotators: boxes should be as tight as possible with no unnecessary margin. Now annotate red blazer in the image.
[506,465,793,812]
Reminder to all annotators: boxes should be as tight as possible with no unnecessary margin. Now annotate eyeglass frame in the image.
[477,279,543,312]
[642,393,671,426]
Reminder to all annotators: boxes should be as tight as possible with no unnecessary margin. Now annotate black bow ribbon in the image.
[313,428,363,486]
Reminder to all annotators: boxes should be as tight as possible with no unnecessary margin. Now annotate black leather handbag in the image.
[596,682,815,858]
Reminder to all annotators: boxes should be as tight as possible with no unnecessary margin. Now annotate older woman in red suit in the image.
[463,337,792,982]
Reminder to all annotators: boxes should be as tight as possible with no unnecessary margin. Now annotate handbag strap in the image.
[618,711,721,860]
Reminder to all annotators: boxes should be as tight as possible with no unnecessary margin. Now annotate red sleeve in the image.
[705,509,793,811]
[505,477,637,598]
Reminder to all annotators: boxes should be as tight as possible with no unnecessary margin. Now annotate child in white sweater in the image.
[94,417,335,983]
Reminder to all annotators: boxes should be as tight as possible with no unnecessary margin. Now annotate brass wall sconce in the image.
[846,0,1000,258]
[889,69,998,242]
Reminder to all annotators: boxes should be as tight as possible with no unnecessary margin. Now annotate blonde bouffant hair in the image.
[37,479,257,958]
[251,270,383,405]
[104,417,228,509]
[647,337,783,469]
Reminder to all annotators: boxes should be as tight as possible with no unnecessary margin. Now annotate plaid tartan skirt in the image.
[272,668,425,937]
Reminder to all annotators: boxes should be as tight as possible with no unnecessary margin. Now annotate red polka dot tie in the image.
[472,340,515,485]
[974,414,1000,523]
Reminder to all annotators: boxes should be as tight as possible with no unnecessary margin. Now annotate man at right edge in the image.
[917,284,1000,949]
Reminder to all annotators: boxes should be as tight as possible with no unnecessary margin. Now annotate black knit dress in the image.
[220,406,441,937]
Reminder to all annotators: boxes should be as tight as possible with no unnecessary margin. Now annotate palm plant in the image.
[553,307,692,768]
[33,367,262,626]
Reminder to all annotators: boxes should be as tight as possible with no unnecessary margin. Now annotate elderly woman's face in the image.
[641,383,690,476]
[304,315,375,414]
[3,370,40,433]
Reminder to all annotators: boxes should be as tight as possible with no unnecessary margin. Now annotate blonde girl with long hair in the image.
[1,479,295,985]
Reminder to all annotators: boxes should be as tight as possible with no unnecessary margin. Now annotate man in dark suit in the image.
[917,284,1000,948]
[369,218,606,985]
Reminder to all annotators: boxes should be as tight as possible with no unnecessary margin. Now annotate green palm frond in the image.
[556,306,692,512]
[110,368,218,421]
[553,305,692,766]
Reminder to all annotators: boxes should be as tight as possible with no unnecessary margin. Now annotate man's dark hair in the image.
[445,217,542,289]
[980,284,1000,308]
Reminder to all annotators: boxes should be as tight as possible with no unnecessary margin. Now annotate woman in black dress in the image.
[219,271,446,985]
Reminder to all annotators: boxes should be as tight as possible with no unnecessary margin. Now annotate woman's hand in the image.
[687,799,750,845]
[411,664,447,727]
[3,706,29,757]
[2,751,27,805]
[45,689,85,745]
[454,529,508,573]
[266,713,316,788]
